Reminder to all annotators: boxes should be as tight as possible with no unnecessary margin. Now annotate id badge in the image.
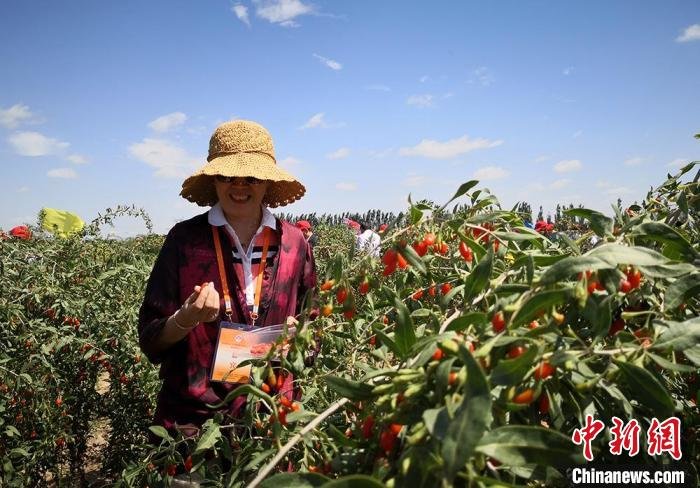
[210,321,297,384]
[210,321,256,384]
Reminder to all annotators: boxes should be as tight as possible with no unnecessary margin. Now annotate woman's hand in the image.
[174,282,220,329]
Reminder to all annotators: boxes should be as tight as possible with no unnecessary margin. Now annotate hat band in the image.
[207,149,276,163]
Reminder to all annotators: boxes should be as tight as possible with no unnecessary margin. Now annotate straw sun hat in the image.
[180,120,305,208]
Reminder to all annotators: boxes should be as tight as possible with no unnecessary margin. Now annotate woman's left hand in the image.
[176,282,221,327]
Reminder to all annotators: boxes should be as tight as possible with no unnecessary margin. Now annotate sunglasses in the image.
[214,175,265,185]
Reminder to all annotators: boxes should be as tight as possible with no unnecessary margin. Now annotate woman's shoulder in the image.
[277,219,303,238]
[166,211,211,239]
[277,219,307,248]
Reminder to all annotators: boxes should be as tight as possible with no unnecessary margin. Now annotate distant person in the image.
[9,225,31,240]
[295,220,318,248]
[345,219,361,235]
[356,221,381,257]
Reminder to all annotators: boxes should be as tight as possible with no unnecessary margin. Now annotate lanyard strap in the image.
[252,227,271,322]
[211,225,271,325]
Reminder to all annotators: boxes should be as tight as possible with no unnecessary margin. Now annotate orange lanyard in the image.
[212,225,271,326]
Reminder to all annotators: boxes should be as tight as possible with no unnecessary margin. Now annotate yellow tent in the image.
[40,208,85,237]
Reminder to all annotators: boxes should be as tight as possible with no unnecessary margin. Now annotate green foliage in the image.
[1,165,698,486]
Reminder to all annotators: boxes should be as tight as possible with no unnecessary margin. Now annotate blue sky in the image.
[1,0,698,235]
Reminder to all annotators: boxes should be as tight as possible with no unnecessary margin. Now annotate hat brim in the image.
[180,153,306,208]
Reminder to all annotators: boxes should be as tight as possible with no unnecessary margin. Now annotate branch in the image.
[247,397,350,488]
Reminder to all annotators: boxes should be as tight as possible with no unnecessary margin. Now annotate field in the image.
[1,165,698,487]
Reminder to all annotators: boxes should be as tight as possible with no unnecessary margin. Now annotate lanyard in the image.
[211,225,271,326]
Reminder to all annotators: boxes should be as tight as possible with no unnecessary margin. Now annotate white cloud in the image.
[407,94,435,108]
[419,75,430,83]
[8,131,69,156]
[400,134,503,160]
[279,156,301,167]
[67,154,88,164]
[335,182,356,191]
[368,147,394,159]
[667,158,688,168]
[148,112,187,133]
[47,168,77,179]
[300,112,327,129]
[596,180,611,189]
[624,157,644,167]
[232,4,250,26]
[0,104,35,128]
[442,92,454,99]
[535,155,550,163]
[402,174,426,187]
[473,166,510,180]
[469,67,494,86]
[128,138,200,178]
[327,147,350,160]
[605,186,633,196]
[553,159,582,173]
[563,66,574,76]
[550,178,571,190]
[17,186,29,193]
[365,84,391,92]
[313,53,342,70]
[254,0,313,27]
[676,24,700,42]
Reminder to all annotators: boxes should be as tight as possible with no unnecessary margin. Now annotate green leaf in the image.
[324,376,374,401]
[512,254,567,270]
[440,283,463,308]
[652,317,700,351]
[441,344,492,482]
[647,353,698,373]
[394,297,416,358]
[194,421,221,454]
[683,345,700,366]
[584,295,613,340]
[409,205,424,225]
[664,273,700,311]
[320,475,386,487]
[536,256,607,286]
[400,244,427,275]
[259,472,329,488]
[9,448,30,458]
[638,262,696,278]
[494,284,531,296]
[511,290,570,327]
[614,361,675,417]
[442,180,479,209]
[631,222,699,260]
[563,208,613,237]
[148,425,173,441]
[490,346,538,386]
[464,248,493,299]
[493,228,543,242]
[207,384,273,409]
[423,407,450,441]
[476,426,584,467]
[588,244,671,267]
[599,382,633,418]
[445,312,487,332]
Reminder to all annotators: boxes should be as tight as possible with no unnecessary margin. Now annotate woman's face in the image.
[214,176,270,222]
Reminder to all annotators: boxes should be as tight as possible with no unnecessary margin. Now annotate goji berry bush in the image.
[1,166,698,487]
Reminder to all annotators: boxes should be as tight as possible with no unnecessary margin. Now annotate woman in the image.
[138,120,316,430]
